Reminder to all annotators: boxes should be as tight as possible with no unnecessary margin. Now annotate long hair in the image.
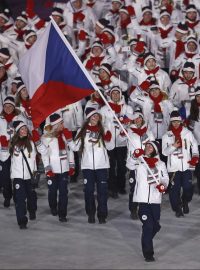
[0,107,21,117]
[189,98,199,122]
[75,116,105,152]
[9,132,32,156]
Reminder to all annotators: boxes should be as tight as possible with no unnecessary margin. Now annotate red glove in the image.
[100,33,111,45]
[103,131,112,142]
[78,30,87,41]
[188,157,199,167]
[133,41,145,55]
[156,184,166,194]
[0,135,9,147]
[69,167,75,176]
[127,5,136,17]
[73,11,85,22]
[46,170,55,178]
[133,148,144,158]
[35,19,46,30]
[140,80,150,92]
[119,115,131,125]
[85,59,94,70]
[62,128,72,140]
[32,129,40,143]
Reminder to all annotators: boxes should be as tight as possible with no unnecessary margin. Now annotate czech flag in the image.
[19,19,95,127]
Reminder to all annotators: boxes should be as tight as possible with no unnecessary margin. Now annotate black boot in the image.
[29,212,36,220]
[145,256,155,262]
[59,217,67,222]
[51,208,58,216]
[98,217,106,224]
[4,198,10,208]
[182,201,189,214]
[175,207,184,218]
[19,224,27,230]
[88,216,95,224]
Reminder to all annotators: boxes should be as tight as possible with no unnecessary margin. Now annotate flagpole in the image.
[50,17,159,184]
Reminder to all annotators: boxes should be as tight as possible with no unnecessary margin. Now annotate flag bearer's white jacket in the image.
[162,127,199,172]
[130,94,174,139]
[70,126,110,170]
[10,140,49,180]
[0,113,25,162]
[169,77,199,118]
[133,159,169,204]
[41,135,74,174]
[124,124,155,170]
[100,99,133,149]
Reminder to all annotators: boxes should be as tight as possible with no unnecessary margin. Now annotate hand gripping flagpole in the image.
[50,17,159,184]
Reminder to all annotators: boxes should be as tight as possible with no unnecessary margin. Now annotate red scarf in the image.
[93,96,105,106]
[175,40,185,59]
[2,23,13,32]
[170,125,182,147]
[100,78,111,86]
[130,126,147,137]
[87,3,95,8]
[110,9,119,15]
[136,56,144,66]
[186,20,199,30]
[143,157,158,168]
[81,48,90,62]
[73,11,85,22]
[158,26,173,39]
[108,102,121,114]
[4,112,15,123]
[145,66,159,75]
[140,18,156,26]
[149,92,163,113]
[57,132,65,150]
[86,124,100,132]
[25,43,32,49]
[120,17,131,29]
[179,76,197,87]
[90,56,104,66]
[14,28,26,40]
[185,52,196,59]
[4,62,12,70]
[21,99,31,116]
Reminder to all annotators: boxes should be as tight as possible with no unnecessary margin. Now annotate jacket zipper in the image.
[92,144,95,170]
[147,185,150,204]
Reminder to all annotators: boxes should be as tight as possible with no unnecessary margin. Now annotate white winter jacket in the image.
[133,160,169,204]
[11,141,49,180]
[162,127,199,172]
[70,128,110,170]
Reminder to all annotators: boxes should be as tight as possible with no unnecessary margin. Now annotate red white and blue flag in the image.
[19,19,95,127]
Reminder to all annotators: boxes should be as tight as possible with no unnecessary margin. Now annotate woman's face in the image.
[15,19,27,29]
[133,116,143,127]
[99,69,109,81]
[187,41,197,53]
[171,120,181,129]
[183,71,194,81]
[187,11,197,21]
[20,88,29,100]
[27,35,37,45]
[146,58,156,70]
[92,46,102,56]
[111,90,120,103]
[160,15,170,26]
[145,143,154,156]
[3,104,15,114]
[89,113,100,126]
[19,126,28,138]
[149,88,160,98]
[54,121,64,133]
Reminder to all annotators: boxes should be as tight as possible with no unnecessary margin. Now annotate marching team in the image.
[0,0,200,262]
